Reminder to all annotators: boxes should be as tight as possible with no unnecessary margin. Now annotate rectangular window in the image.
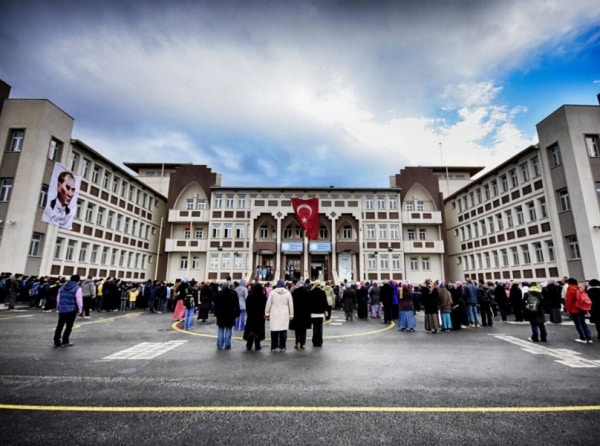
[259,225,268,238]
[38,184,49,208]
[500,175,508,192]
[209,253,219,269]
[101,171,110,189]
[107,211,115,229]
[66,240,77,261]
[509,169,518,188]
[235,224,244,239]
[319,226,328,239]
[214,195,222,208]
[390,224,399,239]
[421,257,430,271]
[379,255,389,270]
[549,143,562,167]
[505,210,513,228]
[496,213,503,231]
[521,245,531,264]
[368,255,376,270]
[7,129,25,152]
[212,223,222,238]
[492,250,499,268]
[70,152,80,172]
[539,197,547,218]
[483,185,490,201]
[534,242,544,263]
[226,195,234,208]
[558,188,571,212]
[197,198,206,209]
[92,165,101,184]
[491,180,498,197]
[546,240,555,262]
[515,206,524,226]
[124,217,131,234]
[29,232,43,256]
[377,196,385,209]
[121,182,128,198]
[116,214,123,231]
[566,235,580,259]
[112,176,120,194]
[526,202,536,222]
[520,162,530,182]
[407,228,416,241]
[532,156,541,177]
[96,207,105,226]
[85,203,95,222]
[365,196,374,209]
[192,255,200,270]
[416,201,425,212]
[48,138,62,161]
[487,216,494,234]
[186,198,194,210]
[91,245,99,264]
[101,247,109,265]
[405,202,414,212]
[511,247,519,266]
[392,255,401,270]
[585,135,600,157]
[179,255,188,270]
[238,195,246,208]
[79,242,89,262]
[129,186,135,202]
[410,257,418,271]
[54,238,64,259]
[418,228,427,240]
[366,225,375,239]
[501,249,509,267]
[388,196,397,209]
[222,253,231,269]
[342,225,352,239]
[224,223,233,238]
[378,224,387,239]
[0,178,13,202]
[81,158,91,179]
[234,253,244,270]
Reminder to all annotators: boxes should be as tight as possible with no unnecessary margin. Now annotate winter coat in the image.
[421,286,440,314]
[438,287,453,313]
[236,279,248,311]
[342,287,356,313]
[524,285,545,324]
[290,285,311,330]
[462,283,478,305]
[588,285,600,324]
[265,287,294,331]
[308,286,329,315]
[214,287,240,328]
[398,287,414,312]
[243,288,267,341]
[564,284,582,314]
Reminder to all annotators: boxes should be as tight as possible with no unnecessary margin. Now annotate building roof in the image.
[123,162,193,173]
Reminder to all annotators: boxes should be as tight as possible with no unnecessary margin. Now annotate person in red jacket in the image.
[564,277,593,344]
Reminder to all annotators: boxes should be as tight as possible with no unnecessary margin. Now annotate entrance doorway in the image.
[310,255,327,281]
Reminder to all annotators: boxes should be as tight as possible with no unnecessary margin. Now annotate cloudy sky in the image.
[1,0,599,187]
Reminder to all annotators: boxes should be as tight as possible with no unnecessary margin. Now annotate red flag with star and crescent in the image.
[291,197,319,240]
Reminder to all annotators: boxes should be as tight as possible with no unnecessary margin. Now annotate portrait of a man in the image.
[42,163,82,229]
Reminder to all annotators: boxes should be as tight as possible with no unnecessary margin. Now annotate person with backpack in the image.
[564,277,593,344]
[524,282,547,343]
[183,283,197,331]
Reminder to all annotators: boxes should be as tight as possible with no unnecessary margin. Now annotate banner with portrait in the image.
[41,162,82,230]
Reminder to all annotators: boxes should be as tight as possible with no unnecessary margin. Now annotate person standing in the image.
[53,275,83,348]
[214,282,240,350]
[356,282,369,320]
[341,283,356,321]
[421,279,441,333]
[368,281,381,318]
[7,274,22,310]
[438,283,453,332]
[243,283,267,351]
[398,282,416,331]
[524,282,547,342]
[494,282,509,322]
[183,286,197,331]
[265,279,294,352]
[544,280,563,324]
[80,276,95,319]
[308,280,329,347]
[479,280,495,327]
[323,281,335,321]
[197,281,213,322]
[587,279,600,341]
[380,281,394,324]
[172,279,187,321]
[510,282,524,322]
[290,279,312,349]
[234,279,248,331]
[462,279,480,327]
[565,278,593,344]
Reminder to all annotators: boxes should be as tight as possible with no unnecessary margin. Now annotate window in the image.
[258,225,268,239]
[197,198,206,209]
[368,255,376,270]
[496,213,503,231]
[128,186,135,202]
[101,247,109,265]
[342,225,352,239]
[319,226,328,239]
[101,171,110,189]
[549,143,561,167]
[0,178,13,201]
[48,138,62,161]
[54,238,64,259]
[558,188,571,212]
[566,235,580,259]
[476,189,482,204]
[226,195,234,208]
[186,198,194,210]
[527,202,536,221]
[520,162,530,182]
[235,224,244,239]
[378,224,387,239]
[119,250,126,267]
[416,201,425,212]
[96,207,105,226]
[410,257,419,271]
[390,224,399,239]
[407,228,416,240]
[91,165,101,184]
[79,242,89,262]
[405,202,414,212]
[238,195,246,208]
[179,255,188,270]
[509,169,518,188]
[107,211,115,229]
[546,240,555,262]
[29,232,43,256]
[500,175,508,192]
[505,210,513,228]
[112,176,120,194]
[388,196,397,209]
[209,253,219,269]
[38,184,49,208]
[421,257,430,271]
[521,244,531,264]
[515,206,524,226]
[392,255,400,269]
[7,129,24,152]
[366,225,375,239]
[66,240,77,261]
[539,197,547,218]
[585,135,600,157]
[91,245,99,264]
[116,214,123,231]
[491,180,498,197]
[70,152,80,172]
[224,223,233,238]
[192,255,200,270]
[483,185,490,201]
[511,247,519,266]
[480,220,486,236]
[214,195,222,208]
[81,158,91,179]
[532,156,541,177]
[418,228,427,240]
[492,250,499,267]
[534,242,544,263]
[85,203,95,222]
[121,181,128,198]
[487,216,494,234]
[379,255,389,270]
[75,200,82,219]
[377,196,385,209]
[222,253,231,269]
[365,196,374,209]
[501,249,509,267]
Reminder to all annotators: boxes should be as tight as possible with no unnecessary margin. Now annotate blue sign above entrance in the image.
[281,242,303,253]
[309,242,331,253]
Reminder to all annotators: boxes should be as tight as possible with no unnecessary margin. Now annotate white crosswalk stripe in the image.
[101,340,188,360]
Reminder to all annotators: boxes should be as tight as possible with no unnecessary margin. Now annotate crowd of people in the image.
[1,271,599,350]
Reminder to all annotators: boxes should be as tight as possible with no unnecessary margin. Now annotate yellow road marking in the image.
[171,320,395,339]
[1,404,599,413]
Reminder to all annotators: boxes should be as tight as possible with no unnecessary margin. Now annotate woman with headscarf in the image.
[243,283,267,351]
[398,282,416,332]
[265,279,294,352]
[420,279,441,333]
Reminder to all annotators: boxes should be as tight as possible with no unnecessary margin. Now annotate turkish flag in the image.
[291,197,319,240]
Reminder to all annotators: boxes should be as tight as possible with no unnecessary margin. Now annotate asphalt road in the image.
[0,306,599,446]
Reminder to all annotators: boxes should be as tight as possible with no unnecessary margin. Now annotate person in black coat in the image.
[243,283,267,351]
[214,283,240,350]
[510,283,524,322]
[356,283,369,320]
[380,281,394,324]
[494,282,509,322]
[308,281,329,347]
[587,279,600,340]
[290,280,312,349]
[524,282,547,342]
[543,280,563,323]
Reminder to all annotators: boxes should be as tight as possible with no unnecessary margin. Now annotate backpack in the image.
[184,293,195,309]
[575,288,592,312]
[525,291,540,313]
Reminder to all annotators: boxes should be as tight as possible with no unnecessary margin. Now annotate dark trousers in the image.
[311,317,324,346]
[295,328,307,347]
[530,322,547,342]
[271,331,287,350]
[480,303,493,326]
[83,296,93,317]
[54,311,78,346]
[246,335,261,351]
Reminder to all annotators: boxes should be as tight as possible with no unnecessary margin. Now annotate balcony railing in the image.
[403,240,444,253]
[168,209,210,223]
[401,211,442,225]
[164,238,209,252]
